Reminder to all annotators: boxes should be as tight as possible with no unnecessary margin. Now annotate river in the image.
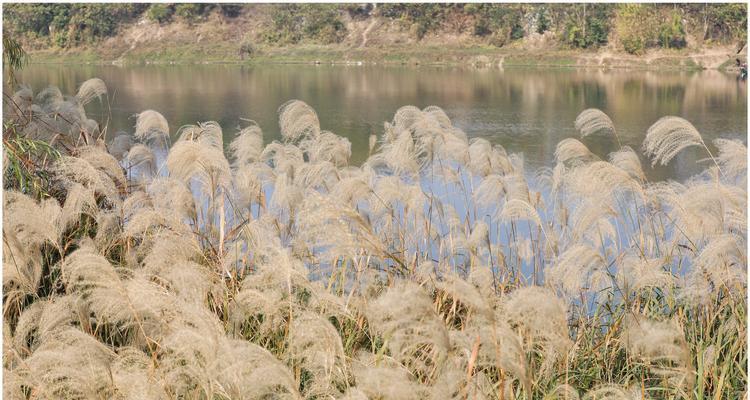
[14,63,747,181]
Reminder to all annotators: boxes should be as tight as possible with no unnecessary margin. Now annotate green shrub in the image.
[536,7,551,34]
[510,23,525,40]
[615,4,691,53]
[147,4,173,24]
[61,4,139,45]
[264,4,346,45]
[263,4,303,44]
[658,11,687,49]
[587,16,610,46]
[174,3,206,23]
[376,4,451,40]
[301,4,346,44]
[560,4,612,49]
[701,4,748,43]
[53,31,69,48]
[5,3,147,46]
[564,23,584,48]
[3,4,69,36]
[473,18,491,37]
[49,7,72,33]
[239,41,254,59]
[621,36,645,55]
[465,4,525,45]
[615,4,657,54]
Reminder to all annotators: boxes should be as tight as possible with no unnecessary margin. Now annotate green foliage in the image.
[263,4,303,44]
[68,4,137,40]
[560,4,613,49]
[616,5,690,54]
[174,3,207,23]
[615,4,654,54]
[658,11,687,49]
[3,3,143,47]
[3,130,61,199]
[621,36,645,55]
[146,4,173,24]
[264,4,346,45]
[465,4,526,46]
[536,7,551,34]
[703,3,748,43]
[3,35,27,85]
[3,4,68,36]
[377,4,452,40]
[239,40,254,60]
[2,4,747,52]
[300,4,346,44]
[586,17,610,47]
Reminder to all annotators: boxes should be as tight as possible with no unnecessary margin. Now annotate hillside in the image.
[4,4,748,69]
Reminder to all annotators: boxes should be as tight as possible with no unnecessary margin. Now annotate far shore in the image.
[21,45,746,72]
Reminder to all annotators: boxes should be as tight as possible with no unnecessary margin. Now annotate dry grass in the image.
[3,84,747,399]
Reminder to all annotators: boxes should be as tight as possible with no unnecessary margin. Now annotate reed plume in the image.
[575,108,619,145]
[75,77,107,106]
[3,79,745,399]
[546,244,607,297]
[714,138,747,179]
[135,110,170,147]
[643,116,709,167]
[624,316,695,392]
[609,146,646,181]
[555,138,595,164]
[230,121,264,167]
[367,281,451,380]
[278,99,320,141]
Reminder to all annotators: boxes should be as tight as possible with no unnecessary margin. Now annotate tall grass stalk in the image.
[2,81,747,399]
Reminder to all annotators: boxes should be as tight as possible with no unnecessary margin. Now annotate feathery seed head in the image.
[278,99,320,141]
[135,110,170,147]
[643,116,703,166]
[75,78,107,106]
[575,108,616,139]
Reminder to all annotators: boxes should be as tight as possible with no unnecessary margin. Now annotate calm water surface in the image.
[14,64,748,181]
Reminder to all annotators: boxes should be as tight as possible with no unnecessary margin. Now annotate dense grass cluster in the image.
[2,79,747,399]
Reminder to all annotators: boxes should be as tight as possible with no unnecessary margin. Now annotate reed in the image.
[3,81,747,399]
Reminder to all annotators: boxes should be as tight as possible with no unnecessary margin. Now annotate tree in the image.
[561,4,613,49]
[465,4,526,46]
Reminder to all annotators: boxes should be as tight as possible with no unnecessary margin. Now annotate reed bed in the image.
[2,79,746,399]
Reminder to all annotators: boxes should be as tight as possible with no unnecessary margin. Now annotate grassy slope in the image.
[19,9,742,71]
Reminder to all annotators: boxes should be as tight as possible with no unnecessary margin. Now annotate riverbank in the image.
[24,44,745,71]
[13,4,746,71]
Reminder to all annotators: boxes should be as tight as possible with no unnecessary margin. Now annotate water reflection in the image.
[13,64,747,181]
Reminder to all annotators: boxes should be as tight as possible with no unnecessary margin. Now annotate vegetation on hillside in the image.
[3,3,747,54]
[2,78,746,398]
[263,4,347,45]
